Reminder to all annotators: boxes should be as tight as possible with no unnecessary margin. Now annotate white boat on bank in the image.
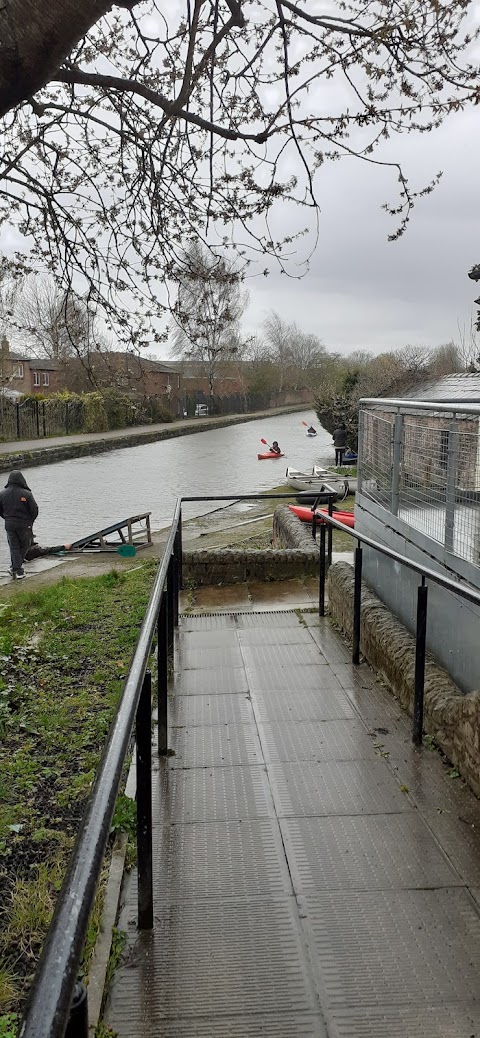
[286,465,357,496]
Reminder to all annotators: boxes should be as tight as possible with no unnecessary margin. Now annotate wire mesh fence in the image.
[360,405,480,567]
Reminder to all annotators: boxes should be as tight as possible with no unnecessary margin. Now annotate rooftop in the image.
[409,371,480,402]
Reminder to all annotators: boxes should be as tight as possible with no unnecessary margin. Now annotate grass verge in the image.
[0,561,157,1027]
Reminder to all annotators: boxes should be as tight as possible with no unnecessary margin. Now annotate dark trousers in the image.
[6,525,33,575]
[335,448,345,466]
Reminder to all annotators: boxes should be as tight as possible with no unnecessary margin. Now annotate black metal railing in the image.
[317,511,480,745]
[20,488,480,1037]
[20,500,183,1038]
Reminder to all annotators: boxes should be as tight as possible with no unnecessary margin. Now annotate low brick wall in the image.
[328,561,480,798]
[182,505,319,586]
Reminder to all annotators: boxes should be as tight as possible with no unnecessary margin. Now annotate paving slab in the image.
[105,610,480,1038]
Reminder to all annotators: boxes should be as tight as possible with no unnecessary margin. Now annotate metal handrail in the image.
[320,512,480,607]
[20,500,182,1038]
[359,397,480,416]
[317,509,480,745]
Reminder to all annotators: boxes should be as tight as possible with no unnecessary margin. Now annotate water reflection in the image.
[0,411,332,570]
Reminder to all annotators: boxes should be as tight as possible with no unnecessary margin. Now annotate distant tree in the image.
[314,347,434,448]
[263,313,328,392]
[428,342,463,377]
[241,336,279,398]
[9,276,104,363]
[171,244,248,399]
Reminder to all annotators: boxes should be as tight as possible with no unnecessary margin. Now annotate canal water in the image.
[0,410,334,572]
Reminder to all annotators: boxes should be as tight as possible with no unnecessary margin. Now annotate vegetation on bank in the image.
[314,341,463,449]
[0,563,157,1029]
[0,388,174,442]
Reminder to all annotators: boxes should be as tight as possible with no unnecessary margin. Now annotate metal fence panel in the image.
[359,405,480,568]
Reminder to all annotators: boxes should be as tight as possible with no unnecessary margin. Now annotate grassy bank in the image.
[0,562,157,1030]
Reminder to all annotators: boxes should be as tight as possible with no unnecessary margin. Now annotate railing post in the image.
[178,507,183,590]
[352,542,363,665]
[42,400,46,436]
[173,527,180,627]
[136,670,153,930]
[65,981,88,1038]
[167,556,174,659]
[444,417,457,553]
[413,578,428,746]
[35,399,40,437]
[157,594,168,755]
[65,400,69,436]
[391,412,403,516]
[16,402,20,439]
[327,497,333,569]
[319,522,326,616]
[356,409,364,494]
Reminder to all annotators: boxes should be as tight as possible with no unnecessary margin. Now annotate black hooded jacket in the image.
[0,471,39,529]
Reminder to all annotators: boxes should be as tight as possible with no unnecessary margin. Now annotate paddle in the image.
[260,437,273,450]
[301,420,308,427]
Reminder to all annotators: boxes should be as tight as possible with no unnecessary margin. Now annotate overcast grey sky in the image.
[235,107,480,356]
[141,103,480,362]
[2,10,479,364]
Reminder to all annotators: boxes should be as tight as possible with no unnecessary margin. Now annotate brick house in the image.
[0,346,63,396]
[63,352,185,415]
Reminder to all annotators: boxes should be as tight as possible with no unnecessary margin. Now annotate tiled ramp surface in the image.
[106,611,480,1038]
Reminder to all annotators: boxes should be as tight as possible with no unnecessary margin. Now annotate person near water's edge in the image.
[0,471,38,579]
[332,423,347,466]
[271,441,281,454]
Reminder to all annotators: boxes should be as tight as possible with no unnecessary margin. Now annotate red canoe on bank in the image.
[258,451,285,460]
[289,504,355,528]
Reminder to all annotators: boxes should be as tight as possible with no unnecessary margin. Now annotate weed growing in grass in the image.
[104,928,127,992]
[2,860,65,959]
[0,961,18,1014]
[110,795,136,841]
[0,1012,19,1038]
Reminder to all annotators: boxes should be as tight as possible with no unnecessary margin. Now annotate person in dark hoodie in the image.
[0,471,38,579]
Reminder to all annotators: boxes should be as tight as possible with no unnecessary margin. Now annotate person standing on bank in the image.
[0,471,38,580]
[332,423,347,466]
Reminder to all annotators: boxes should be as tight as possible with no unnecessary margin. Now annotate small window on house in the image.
[33,372,40,387]
[13,363,24,378]
[43,372,49,387]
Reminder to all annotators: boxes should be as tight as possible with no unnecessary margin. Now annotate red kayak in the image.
[289,504,355,528]
[258,451,285,460]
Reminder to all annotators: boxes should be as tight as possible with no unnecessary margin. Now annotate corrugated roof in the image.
[409,372,480,402]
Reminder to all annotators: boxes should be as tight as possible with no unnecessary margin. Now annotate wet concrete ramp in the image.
[105,610,480,1037]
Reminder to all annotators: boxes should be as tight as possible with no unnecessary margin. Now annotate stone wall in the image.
[182,505,319,586]
[0,405,305,471]
[328,561,480,798]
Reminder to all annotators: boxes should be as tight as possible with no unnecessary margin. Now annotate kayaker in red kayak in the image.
[271,441,281,454]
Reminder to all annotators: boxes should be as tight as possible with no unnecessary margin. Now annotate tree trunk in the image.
[0,0,115,117]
